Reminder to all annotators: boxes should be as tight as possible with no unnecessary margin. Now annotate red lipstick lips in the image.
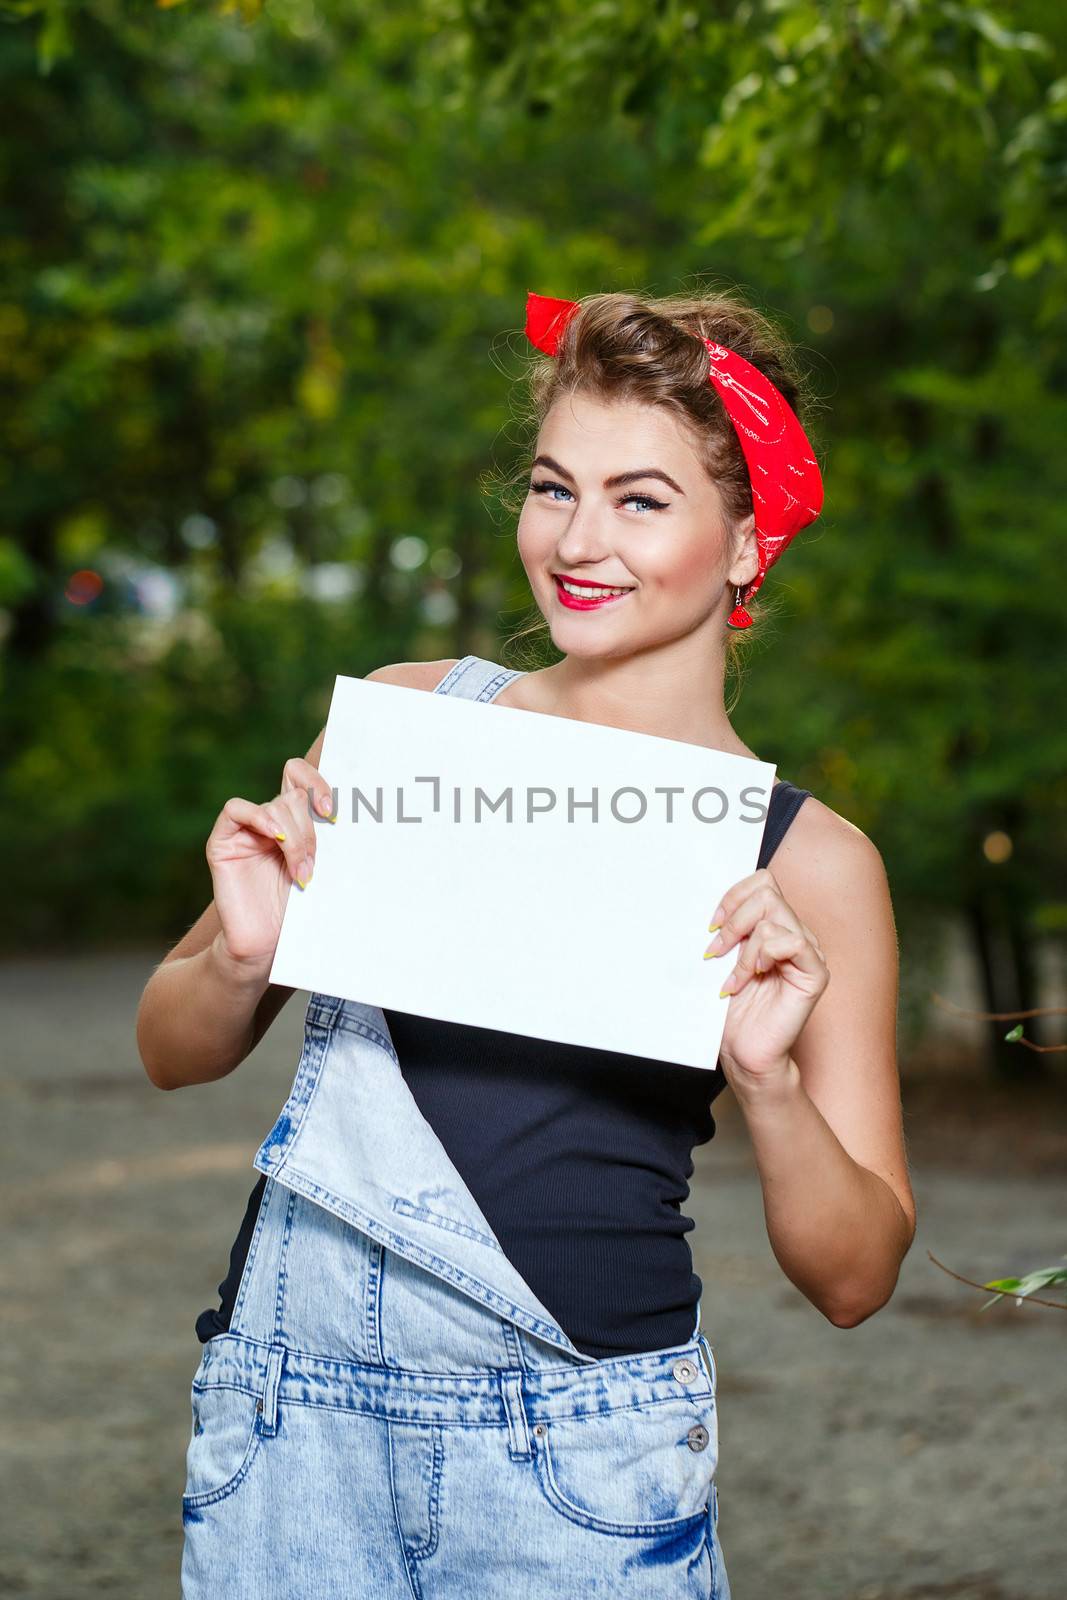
[553,574,635,611]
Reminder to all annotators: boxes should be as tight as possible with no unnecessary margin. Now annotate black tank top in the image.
[196,775,812,1357]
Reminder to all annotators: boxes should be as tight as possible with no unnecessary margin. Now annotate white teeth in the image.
[558,579,633,599]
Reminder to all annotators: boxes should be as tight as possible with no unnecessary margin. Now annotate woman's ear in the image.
[729,513,760,589]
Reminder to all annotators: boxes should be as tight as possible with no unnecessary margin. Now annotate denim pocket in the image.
[531,1398,717,1537]
[182,1381,264,1513]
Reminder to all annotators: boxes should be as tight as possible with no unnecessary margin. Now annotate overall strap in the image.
[432,655,525,703]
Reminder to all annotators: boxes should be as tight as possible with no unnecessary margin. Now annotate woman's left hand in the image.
[705,868,830,1092]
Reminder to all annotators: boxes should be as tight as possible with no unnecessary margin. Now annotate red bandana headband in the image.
[524,291,824,628]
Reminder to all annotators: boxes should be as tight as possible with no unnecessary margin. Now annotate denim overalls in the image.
[180,655,730,1599]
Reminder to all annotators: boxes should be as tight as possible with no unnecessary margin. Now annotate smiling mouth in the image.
[553,575,636,605]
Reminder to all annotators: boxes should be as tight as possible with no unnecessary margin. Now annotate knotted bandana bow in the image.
[524,290,824,627]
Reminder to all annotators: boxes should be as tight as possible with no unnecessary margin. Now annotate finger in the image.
[271,789,323,887]
[759,926,825,980]
[215,795,291,845]
[708,869,770,929]
[213,796,311,886]
[753,932,828,998]
[770,928,827,975]
[281,757,337,823]
[706,881,801,959]
[706,889,762,954]
[719,919,796,995]
[237,794,318,889]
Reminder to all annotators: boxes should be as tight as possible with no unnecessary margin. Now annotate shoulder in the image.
[363,659,461,692]
[767,792,894,937]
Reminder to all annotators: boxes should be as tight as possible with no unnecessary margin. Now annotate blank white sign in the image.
[269,675,776,1071]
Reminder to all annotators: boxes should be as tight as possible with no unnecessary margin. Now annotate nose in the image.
[554,504,619,570]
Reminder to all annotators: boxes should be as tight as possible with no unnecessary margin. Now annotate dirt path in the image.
[1,950,1063,1598]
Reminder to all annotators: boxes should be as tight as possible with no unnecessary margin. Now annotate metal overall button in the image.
[672,1358,698,1385]
[686,1423,710,1452]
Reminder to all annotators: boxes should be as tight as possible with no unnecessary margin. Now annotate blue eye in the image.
[622,494,668,513]
[529,480,668,513]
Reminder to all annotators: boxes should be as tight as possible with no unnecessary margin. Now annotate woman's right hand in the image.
[205,754,336,979]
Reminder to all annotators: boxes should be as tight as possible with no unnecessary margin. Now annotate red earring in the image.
[727,584,753,630]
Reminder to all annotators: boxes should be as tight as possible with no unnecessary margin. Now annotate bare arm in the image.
[135,725,327,1090]
[135,659,458,1091]
[713,803,916,1326]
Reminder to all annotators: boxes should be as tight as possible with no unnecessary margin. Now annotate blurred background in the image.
[1,1,1065,1595]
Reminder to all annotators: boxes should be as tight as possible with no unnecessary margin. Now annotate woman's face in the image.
[517,391,754,658]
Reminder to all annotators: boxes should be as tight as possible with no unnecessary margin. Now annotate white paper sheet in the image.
[269,674,776,1071]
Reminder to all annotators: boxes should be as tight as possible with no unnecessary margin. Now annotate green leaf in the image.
[982,1266,1067,1312]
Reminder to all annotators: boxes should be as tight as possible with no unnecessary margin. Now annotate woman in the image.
[137,288,915,1599]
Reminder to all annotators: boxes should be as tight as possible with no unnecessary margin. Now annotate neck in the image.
[534,636,753,756]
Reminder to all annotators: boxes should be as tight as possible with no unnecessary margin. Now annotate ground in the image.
[0,950,1063,1598]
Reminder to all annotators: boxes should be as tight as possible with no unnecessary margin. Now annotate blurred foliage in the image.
[1,0,1064,1072]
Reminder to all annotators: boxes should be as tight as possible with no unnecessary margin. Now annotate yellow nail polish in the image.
[296,876,307,889]
[719,984,733,999]
[707,921,721,933]
[275,831,286,842]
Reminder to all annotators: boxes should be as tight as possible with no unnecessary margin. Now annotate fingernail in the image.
[711,905,725,925]
[719,978,734,998]
[297,856,313,887]
[274,831,287,842]
[704,934,724,958]
[707,921,722,933]
[318,793,334,818]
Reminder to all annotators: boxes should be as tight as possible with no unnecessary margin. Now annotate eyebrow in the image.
[531,454,686,496]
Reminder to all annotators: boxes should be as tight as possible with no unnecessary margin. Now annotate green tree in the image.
[2,0,1064,1082]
